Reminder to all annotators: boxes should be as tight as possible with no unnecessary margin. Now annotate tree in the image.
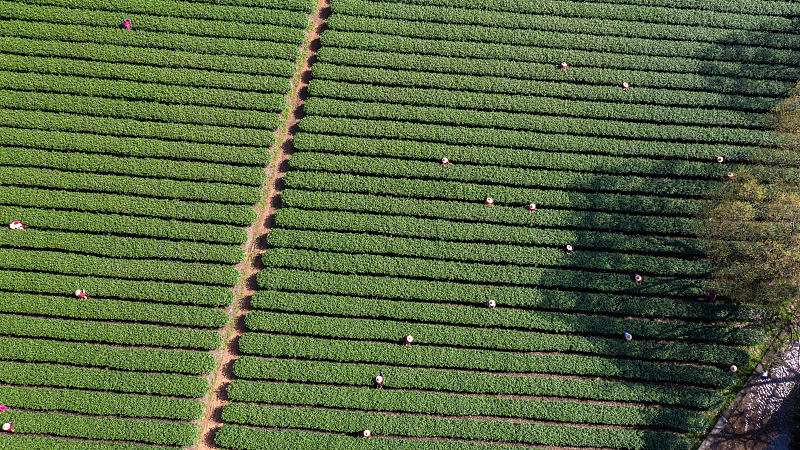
[695,88,800,305]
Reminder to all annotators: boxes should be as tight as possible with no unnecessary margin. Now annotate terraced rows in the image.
[217,0,789,449]
[0,0,313,448]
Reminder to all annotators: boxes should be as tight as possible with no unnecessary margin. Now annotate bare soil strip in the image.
[194,1,329,448]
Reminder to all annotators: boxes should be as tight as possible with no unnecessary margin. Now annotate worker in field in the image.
[2,422,12,432]
[624,332,633,341]
[375,372,384,389]
[560,62,568,70]
[485,197,494,205]
[404,335,413,345]
[122,19,131,30]
[362,429,371,438]
[487,299,496,308]
[634,274,642,284]
[75,289,90,299]
[9,222,25,230]
[528,203,536,211]
[441,157,450,165]
[0,405,8,413]
[622,82,629,89]
[706,291,717,301]
[565,245,574,255]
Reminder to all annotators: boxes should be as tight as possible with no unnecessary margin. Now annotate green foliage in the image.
[326,10,800,50]
[1,2,309,41]
[0,435,173,450]
[1,410,197,446]
[331,0,798,32]
[222,404,690,449]
[1,20,300,60]
[0,108,277,147]
[2,89,281,130]
[0,206,247,244]
[299,113,762,161]
[18,0,318,18]
[0,186,256,226]
[0,248,239,285]
[274,206,703,256]
[0,146,266,186]
[313,61,778,113]
[0,362,208,398]
[0,126,271,165]
[0,166,260,204]
[308,79,769,128]
[2,51,290,94]
[0,385,203,420]
[239,333,736,387]
[258,267,764,325]
[317,34,797,92]
[289,151,715,198]
[244,310,748,365]
[1,229,244,264]
[251,290,761,344]
[233,357,725,410]
[283,178,701,226]
[2,71,286,112]
[0,269,232,306]
[262,248,705,297]
[266,228,711,276]
[304,97,769,145]
[216,425,543,450]
[293,132,714,177]
[1,337,215,374]
[0,292,227,328]
[228,380,707,431]
[0,313,222,350]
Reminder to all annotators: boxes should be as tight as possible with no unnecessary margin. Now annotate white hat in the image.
[487,300,496,308]
[362,430,371,438]
[405,335,414,343]
[485,198,494,205]
[75,289,83,296]
[375,375,383,383]
[716,156,724,163]
[2,422,11,431]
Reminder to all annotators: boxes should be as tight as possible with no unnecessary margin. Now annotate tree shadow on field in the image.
[528,28,800,447]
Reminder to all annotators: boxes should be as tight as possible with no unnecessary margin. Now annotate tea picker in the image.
[486,300,496,308]
[623,332,633,341]
[122,19,131,30]
[375,372,384,389]
[634,274,642,285]
[2,422,12,432]
[75,289,90,299]
[565,245,573,255]
[8,222,25,230]
[362,429,371,438]
[441,157,450,165]
[404,335,413,345]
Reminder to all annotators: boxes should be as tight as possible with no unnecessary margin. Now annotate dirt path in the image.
[194,1,329,448]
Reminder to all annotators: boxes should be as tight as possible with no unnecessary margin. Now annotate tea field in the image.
[0,0,313,448]
[217,0,798,449]
[1,0,798,449]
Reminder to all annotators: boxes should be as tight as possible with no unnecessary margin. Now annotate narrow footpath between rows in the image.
[195,1,330,448]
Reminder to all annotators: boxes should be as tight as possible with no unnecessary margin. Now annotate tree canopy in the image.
[695,86,800,304]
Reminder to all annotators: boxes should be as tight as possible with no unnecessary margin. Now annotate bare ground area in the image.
[194,1,329,448]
